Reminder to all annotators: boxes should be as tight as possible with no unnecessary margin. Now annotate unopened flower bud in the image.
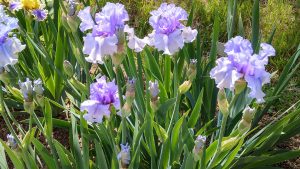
[238,106,255,134]
[33,79,44,107]
[149,80,159,99]
[125,78,136,105]
[235,79,247,95]
[222,137,238,151]
[19,78,33,102]
[63,60,74,78]
[67,0,77,16]
[33,79,44,95]
[187,59,197,81]
[179,80,192,94]
[118,143,130,168]
[242,106,255,123]
[193,135,206,161]
[217,89,229,116]
[7,134,17,149]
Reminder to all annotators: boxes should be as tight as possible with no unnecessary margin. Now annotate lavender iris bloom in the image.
[78,3,148,64]
[147,3,198,55]
[210,36,275,102]
[32,9,48,21]
[80,76,120,123]
[0,5,25,68]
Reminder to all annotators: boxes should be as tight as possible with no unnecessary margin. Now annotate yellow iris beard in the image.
[21,0,40,10]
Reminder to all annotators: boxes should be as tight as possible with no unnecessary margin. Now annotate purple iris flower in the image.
[0,5,25,68]
[146,3,198,55]
[78,3,132,64]
[78,3,151,63]
[32,9,48,21]
[80,76,120,123]
[210,36,275,103]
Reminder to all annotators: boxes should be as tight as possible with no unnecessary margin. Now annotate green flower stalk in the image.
[179,59,197,94]
[208,88,230,169]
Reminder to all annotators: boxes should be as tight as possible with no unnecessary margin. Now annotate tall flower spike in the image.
[80,76,120,123]
[210,36,275,103]
[146,3,198,55]
[0,5,25,68]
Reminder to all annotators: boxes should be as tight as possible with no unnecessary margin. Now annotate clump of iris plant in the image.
[210,36,275,102]
[9,0,48,21]
[0,5,25,68]
[146,3,198,55]
[77,3,147,65]
[80,76,120,123]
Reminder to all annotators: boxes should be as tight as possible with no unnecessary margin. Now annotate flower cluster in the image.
[146,3,198,55]
[9,0,48,21]
[0,5,25,68]
[210,36,275,102]
[77,3,147,64]
[80,76,120,123]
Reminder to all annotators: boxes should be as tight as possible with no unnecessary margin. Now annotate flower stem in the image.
[207,113,228,169]
[207,92,239,168]
[115,66,126,144]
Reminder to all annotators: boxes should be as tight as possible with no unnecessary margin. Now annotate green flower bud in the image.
[179,80,192,94]
[238,106,256,134]
[217,89,229,116]
[63,60,74,78]
[187,59,197,81]
[235,79,247,95]
[242,106,255,123]
[125,78,136,105]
